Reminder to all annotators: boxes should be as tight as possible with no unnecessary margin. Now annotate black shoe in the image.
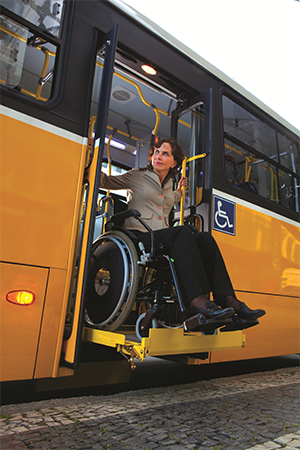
[188,301,235,321]
[235,302,266,321]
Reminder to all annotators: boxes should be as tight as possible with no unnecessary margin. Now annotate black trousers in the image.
[132,226,235,307]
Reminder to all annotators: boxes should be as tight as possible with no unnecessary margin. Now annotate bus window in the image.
[1,0,64,35]
[0,0,65,99]
[222,96,299,212]
[0,15,27,87]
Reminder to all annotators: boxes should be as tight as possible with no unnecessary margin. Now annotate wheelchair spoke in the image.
[85,231,139,331]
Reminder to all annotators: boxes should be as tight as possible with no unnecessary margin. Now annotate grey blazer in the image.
[100,168,182,232]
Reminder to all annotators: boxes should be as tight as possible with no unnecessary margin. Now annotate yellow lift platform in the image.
[36,326,246,392]
[83,327,246,369]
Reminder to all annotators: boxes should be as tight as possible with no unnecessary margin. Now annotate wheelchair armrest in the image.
[106,209,141,227]
[106,209,155,257]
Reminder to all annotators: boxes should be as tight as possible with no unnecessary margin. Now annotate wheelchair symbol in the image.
[215,200,234,229]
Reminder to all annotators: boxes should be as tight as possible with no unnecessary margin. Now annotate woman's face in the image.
[151,142,176,176]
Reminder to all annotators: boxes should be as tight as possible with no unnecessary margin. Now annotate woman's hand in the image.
[177,176,188,191]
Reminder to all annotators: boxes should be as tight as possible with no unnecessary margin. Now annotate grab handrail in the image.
[103,134,113,228]
[180,153,206,225]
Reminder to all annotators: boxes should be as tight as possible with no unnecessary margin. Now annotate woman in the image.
[100,138,266,322]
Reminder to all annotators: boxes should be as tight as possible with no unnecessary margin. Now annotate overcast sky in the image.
[123,0,300,132]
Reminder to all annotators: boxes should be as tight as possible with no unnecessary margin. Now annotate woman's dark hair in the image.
[148,138,185,176]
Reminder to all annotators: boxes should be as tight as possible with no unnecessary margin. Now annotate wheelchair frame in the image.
[85,208,249,338]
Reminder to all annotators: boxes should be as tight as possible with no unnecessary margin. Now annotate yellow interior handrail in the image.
[103,134,113,227]
[153,108,160,136]
[0,24,27,42]
[180,153,206,225]
[107,124,139,142]
[225,143,279,200]
[0,23,55,101]
[88,116,139,144]
[96,60,191,132]
[35,49,49,100]
[0,24,56,56]
[245,155,257,182]
[88,116,97,139]
[112,69,191,130]
[264,164,278,202]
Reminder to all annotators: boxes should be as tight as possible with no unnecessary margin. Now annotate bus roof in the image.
[109,0,299,136]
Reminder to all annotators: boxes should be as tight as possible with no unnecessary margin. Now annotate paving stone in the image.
[124,435,147,446]
[259,442,281,449]
[141,443,160,450]
[0,367,299,450]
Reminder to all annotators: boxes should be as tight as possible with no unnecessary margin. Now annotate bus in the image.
[1,0,299,390]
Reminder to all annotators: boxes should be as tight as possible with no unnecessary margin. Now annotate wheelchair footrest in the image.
[184,313,229,332]
[184,313,206,331]
[220,318,259,332]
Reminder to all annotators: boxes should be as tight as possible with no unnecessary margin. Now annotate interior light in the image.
[6,291,35,306]
[105,136,126,150]
[141,65,157,75]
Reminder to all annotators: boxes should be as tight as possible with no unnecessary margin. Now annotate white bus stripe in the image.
[213,188,299,228]
[0,105,84,145]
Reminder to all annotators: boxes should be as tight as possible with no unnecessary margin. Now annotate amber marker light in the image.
[141,64,157,75]
[6,291,35,305]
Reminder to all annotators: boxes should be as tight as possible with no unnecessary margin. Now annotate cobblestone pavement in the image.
[0,367,299,450]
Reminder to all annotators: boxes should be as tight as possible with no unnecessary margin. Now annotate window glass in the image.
[0,0,65,100]
[278,170,298,210]
[223,97,278,161]
[0,15,27,87]
[277,133,299,175]
[0,13,57,99]
[0,0,64,37]
[223,96,299,213]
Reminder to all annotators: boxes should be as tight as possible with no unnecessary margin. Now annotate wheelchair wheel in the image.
[143,267,183,329]
[157,302,183,329]
[85,231,139,331]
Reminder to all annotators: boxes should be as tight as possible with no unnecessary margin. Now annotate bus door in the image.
[171,90,213,231]
[62,26,118,369]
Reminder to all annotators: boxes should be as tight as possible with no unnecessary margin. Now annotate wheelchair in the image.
[85,205,258,337]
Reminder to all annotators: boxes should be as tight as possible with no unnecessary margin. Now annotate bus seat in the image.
[235,181,258,194]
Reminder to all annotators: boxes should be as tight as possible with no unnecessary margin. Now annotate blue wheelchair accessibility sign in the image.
[213,195,235,235]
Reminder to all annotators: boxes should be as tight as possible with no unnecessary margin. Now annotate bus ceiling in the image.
[88,49,204,160]
[114,46,199,102]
